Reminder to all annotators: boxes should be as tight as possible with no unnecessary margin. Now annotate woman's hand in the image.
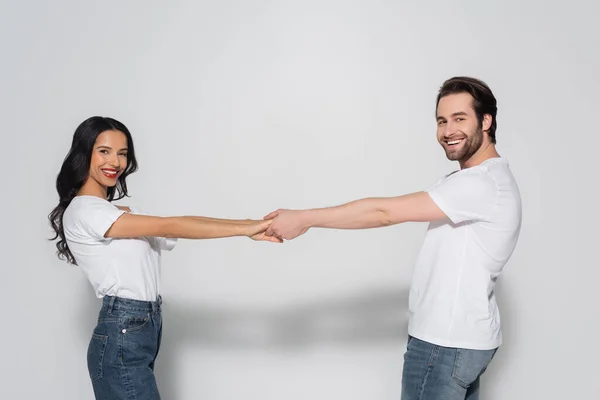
[246,219,283,243]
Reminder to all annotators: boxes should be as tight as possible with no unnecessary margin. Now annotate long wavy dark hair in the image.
[49,116,138,264]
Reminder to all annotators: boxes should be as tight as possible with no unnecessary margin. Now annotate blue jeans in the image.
[401,336,497,400]
[87,295,163,400]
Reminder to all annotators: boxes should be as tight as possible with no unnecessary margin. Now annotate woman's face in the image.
[88,129,129,189]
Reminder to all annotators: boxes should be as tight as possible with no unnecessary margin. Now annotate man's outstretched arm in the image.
[264,192,447,240]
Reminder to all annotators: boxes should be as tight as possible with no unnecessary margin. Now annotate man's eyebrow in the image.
[437,111,469,120]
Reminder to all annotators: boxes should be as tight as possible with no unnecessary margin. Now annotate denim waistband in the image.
[102,295,162,313]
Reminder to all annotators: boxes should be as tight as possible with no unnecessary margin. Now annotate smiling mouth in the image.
[446,138,465,148]
[101,169,119,179]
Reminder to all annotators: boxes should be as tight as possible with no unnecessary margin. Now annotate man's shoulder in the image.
[443,166,495,187]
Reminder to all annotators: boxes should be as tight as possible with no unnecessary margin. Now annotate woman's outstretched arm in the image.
[105,214,281,243]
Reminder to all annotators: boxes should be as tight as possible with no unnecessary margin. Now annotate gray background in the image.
[2,0,598,399]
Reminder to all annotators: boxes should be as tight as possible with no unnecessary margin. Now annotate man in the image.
[264,76,522,399]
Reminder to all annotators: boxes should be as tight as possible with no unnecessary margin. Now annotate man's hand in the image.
[263,209,310,241]
[246,219,283,243]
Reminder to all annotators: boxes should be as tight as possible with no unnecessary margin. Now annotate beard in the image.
[443,126,484,162]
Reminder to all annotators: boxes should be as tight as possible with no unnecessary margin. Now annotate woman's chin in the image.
[101,179,118,188]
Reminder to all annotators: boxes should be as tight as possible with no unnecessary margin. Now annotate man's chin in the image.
[445,151,462,161]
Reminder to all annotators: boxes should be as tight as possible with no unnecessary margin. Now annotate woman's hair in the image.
[49,116,139,264]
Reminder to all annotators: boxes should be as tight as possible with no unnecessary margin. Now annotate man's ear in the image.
[482,114,492,133]
[481,114,492,132]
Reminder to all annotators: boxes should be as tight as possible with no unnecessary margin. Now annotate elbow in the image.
[376,204,409,226]
[159,217,177,238]
[376,209,394,227]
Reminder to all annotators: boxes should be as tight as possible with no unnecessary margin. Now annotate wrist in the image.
[302,209,317,229]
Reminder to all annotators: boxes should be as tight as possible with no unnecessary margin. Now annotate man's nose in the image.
[443,121,456,137]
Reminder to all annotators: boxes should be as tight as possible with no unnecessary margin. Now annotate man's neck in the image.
[460,143,500,169]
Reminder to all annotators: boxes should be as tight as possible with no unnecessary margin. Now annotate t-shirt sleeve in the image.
[156,237,177,251]
[426,169,498,224]
[128,206,177,252]
[70,199,126,242]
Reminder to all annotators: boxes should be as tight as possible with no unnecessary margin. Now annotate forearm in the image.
[301,192,442,230]
[303,198,396,230]
[162,216,247,239]
[190,216,255,225]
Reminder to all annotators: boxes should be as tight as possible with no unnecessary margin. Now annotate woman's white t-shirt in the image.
[63,195,177,301]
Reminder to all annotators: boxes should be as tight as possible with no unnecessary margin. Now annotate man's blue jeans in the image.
[87,295,163,400]
[401,336,497,400]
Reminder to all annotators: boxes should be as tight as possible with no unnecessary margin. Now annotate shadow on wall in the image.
[155,287,411,399]
[76,281,516,400]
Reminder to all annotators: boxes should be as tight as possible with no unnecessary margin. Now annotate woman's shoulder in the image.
[64,196,125,223]
[63,196,133,240]
[66,195,107,212]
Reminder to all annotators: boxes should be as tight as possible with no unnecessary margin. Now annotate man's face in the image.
[436,92,486,163]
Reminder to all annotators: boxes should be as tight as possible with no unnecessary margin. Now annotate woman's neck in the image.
[77,179,108,199]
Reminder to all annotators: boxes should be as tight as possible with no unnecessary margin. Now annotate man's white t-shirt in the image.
[408,157,522,350]
[63,195,177,301]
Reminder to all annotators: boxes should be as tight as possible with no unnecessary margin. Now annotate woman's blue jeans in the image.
[87,295,163,400]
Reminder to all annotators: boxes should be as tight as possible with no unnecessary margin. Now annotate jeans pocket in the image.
[122,313,151,333]
[119,313,158,368]
[87,333,108,383]
[451,348,497,388]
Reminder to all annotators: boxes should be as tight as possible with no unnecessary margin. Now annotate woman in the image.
[49,116,279,399]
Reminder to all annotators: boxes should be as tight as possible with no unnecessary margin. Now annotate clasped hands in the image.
[248,209,311,243]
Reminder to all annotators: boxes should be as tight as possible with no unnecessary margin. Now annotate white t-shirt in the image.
[408,157,522,350]
[63,195,177,301]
